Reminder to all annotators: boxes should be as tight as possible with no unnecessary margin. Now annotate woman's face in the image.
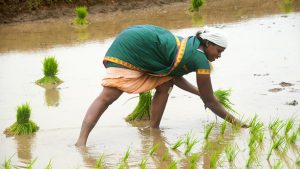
[204,42,225,62]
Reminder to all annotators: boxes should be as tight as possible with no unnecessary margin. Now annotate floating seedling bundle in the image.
[4,103,39,136]
[36,56,63,88]
[125,89,237,121]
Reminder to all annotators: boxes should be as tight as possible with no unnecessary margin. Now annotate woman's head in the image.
[196,27,228,62]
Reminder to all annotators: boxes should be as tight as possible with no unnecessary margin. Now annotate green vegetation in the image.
[122,148,130,163]
[4,103,39,136]
[168,160,177,169]
[225,144,238,163]
[273,160,282,169]
[284,118,295,135]
[74,6,88,25]
[149,143,160,156]
[269,118,285,139]
[189,0,205,12]
[189,153,200,169]
[171,138,184,150]
[139,158,147,169]
[184,134,198,156]
[36,56,63,88]
[95,154,105,169]
[125,91,152,121]
[44,160,52,169]
[220,120,227,135]
[204,123,215,140]
[287,131,298,144]
[26,158,37,169]
[296,156,300,166]
[210,152,219,168]
[267,136,285,161]
[214,89,237,114]
[162,149,169,161]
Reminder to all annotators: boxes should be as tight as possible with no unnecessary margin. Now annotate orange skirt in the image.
[102,68,173,94]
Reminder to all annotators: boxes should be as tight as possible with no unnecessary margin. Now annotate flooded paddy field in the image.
[0,0,300,168]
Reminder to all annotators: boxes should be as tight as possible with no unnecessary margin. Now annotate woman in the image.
[75,25,248,146]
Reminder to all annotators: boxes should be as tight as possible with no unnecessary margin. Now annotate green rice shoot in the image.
[125,91,152,121]
[246,146,258,168]
[44,160,52,169]
[273,160,282,169]
[189,0,205,12]
[214,89,237,114]
[287,131,298,144]
[220,120,227,135]
[162,149,169,161]
[204,123,215,140]
[171,138,184,150]
[225,144,238,163]
[267,136,285,160]
[168,160,177,169]
[284,118,295,135]
[184,136,198,156]
[95,154,104,169]
[149,143,160,156]
[296,156,300,166]
[189,153,200,169]
[36,56,63,87]
[122,148,130,163]
[74,6,88,25]
[4,103,39,136]
[269,119,285,139]
[210,152,219,169]
[139,158,147,169]
[26,157,37,169]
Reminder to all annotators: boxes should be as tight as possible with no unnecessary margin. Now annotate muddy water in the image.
[1,1,300,169]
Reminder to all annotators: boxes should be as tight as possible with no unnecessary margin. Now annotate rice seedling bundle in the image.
[213,89,237,114]
[296,156,300,166]
[210,152,219,168]
[36,56,63,87]
[4,103,39,136]
[122,148,130,163]
[267,136,286,160]
[74,6,88,25]
[184,137,198,156]
[44,160,52,169]
[189,153,200,169]
[168,160,177,169]
[204,123,215,140]
[162,149,169,161]
[95,154,104,169]
[269,119,285,139]
[26,158,37,169]
[287,131,298,144]
[284,118,295,135]
[225,144,238,162]
[139,158,147,169]
[171,138,184,150]
[273,160,282,169]
[220,120,227,135]
[125,91,152,121]
[149,143,160,156]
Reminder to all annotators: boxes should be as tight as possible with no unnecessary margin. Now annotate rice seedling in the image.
[220,120,227,135]
[168,160,177,169]
[3,159,12,169]
[189,0,205,12]
[267,136,285,161]
[296,156,300,166]
[118,162,125,169]
[210,152,219,168]
[122,148,130,163]
[95,154,104,169]
[139,158,147,169]
[225,144,238,163]
[273,160,282,169]
[36,56,63,87]
[246,147,258,168]
[74,6,88,25]
[171,137,184,150]
[26,157,37,169]
[284,118,295,135]
[214,89,237,114]
[4,103,39,136]
[125,91,152,121]
[249,117,264,146]
[204,123,215,140]
[269,119,285,139]
[287,131,298,144]
[189,153,200,169]
[44,160,52,169]
[162,149,169,161]
[149,143,160,156]
[184,137,198,156]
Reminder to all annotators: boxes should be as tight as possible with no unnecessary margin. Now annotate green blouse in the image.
[104,25,210,77]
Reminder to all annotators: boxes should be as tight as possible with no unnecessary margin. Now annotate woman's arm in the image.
[173,77,200,96]
[196,73,248,128]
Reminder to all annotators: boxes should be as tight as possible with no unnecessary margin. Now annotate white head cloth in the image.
[199,26,228,48]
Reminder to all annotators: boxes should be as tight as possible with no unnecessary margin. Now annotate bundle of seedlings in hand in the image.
[36,56,63,88]
[204,123,215,140]
[74,6,88,25]
[95,154,105,169]
[225,144,238,163]
[125,91,152,121]
[189,0,205,12]
[4,103,39,136]
[213,89,237,114]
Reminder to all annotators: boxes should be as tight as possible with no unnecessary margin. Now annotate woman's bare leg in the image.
[75,87,123,146]
[150,81,174,128]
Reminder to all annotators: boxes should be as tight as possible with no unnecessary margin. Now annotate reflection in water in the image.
[14,135,35,165]
[279,0,295,13]
[191,13,206,27]
[45,88,60,107]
